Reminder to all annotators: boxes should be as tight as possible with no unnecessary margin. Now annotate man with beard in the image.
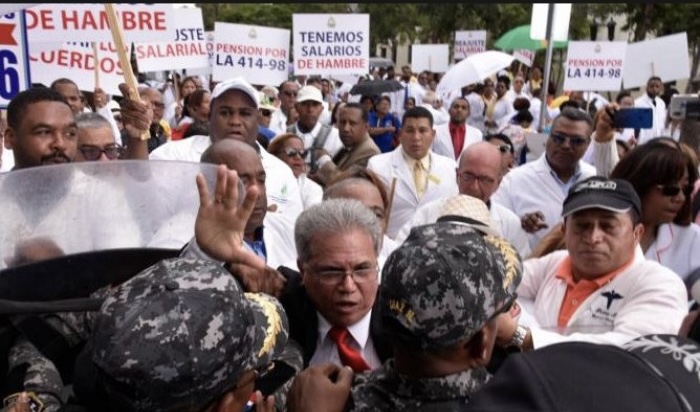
[491,108,597,251]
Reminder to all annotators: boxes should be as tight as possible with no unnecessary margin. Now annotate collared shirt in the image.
[555,255,635,328]
[243,225,267,263]
[401,150,431,195]
[544,155,583,195]
[349,359,490,411]
[310,310,381,369]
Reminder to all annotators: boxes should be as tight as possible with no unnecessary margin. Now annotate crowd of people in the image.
[1,58,700,412]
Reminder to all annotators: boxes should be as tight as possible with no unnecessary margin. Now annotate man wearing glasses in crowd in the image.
[491,108,597,251]
[270,80,300,135]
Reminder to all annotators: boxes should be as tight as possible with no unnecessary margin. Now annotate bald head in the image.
[201,139,267,236]
[324,177,388,234]
[456,142,503,202]
[201,139,259,169]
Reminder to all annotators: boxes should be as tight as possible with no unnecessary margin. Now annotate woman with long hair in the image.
[610,137,700,291]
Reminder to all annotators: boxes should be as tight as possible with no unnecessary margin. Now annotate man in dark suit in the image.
[278,198,391,370]
[310,103,381,187]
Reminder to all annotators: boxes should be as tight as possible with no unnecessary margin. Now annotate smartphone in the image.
[613,108,653,129]
[669,94,700,120]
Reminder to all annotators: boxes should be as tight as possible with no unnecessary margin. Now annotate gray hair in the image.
[295,198,381,263]
[75,112,113,130]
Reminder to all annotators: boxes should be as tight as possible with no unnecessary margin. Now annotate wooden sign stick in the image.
[104,3,149,141]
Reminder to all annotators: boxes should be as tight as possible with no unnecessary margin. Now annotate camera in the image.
[669,94,700,120]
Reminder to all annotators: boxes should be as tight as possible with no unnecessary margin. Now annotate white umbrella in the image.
[436,51,515,94]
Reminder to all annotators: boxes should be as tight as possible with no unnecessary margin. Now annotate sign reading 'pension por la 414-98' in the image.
[293,14,369,76]
[563,41,627,92]
[213,22,290,87]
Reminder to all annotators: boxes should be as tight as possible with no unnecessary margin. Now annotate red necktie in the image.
[328,326,370,372]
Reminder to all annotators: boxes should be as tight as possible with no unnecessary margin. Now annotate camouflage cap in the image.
[90,258,289,411]
[380,222,522,350]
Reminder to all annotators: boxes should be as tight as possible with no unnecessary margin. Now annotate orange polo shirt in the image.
[556,256,634,328]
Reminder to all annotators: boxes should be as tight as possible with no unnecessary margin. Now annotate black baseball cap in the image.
[562,176,641,219]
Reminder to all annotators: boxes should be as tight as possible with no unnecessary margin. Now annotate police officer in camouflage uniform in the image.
[287,221,523,412]
[71,257,289,412]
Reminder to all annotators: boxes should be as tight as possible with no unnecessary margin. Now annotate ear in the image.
[464,322,498,368]
[4,128,16,151]
[633,223,644,243]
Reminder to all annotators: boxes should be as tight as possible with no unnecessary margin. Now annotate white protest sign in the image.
[563,41,626,91]
[453,30,486,61]
[30,41,130,96]
[135,7,208,73]
[0,4,35,15]
[186,31,214,77]
[213,22,289,86]
[293,14,369,76]
[513,49,535,67]
[411,44,449,73]
[622,32,690,89]
[0,11,31,108]
[530,3,571,41]
[25,4,175,43]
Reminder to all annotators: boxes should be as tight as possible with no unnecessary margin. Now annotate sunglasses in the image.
[281,148,308,158]
[550,132,588,147]
[79,144,123,161]
[656,184,692,197]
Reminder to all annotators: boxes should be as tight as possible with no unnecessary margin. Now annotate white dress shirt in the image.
[309,310,381,369]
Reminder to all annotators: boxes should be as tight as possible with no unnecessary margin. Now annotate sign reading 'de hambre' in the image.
[293,14,369,76]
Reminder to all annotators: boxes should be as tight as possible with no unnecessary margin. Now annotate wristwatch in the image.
[507,324,529,350]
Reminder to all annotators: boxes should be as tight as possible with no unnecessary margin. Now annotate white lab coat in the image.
[491,154,597,251]
[634,94,667,145]
[431,122,484,162]
[149,134,305,221]
[519,248,688,349]
[645,222,700,284]
[367,149,459,239]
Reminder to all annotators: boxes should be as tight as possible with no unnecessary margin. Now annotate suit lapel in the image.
[391,149,419,202]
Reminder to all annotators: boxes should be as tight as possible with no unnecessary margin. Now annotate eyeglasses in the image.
[550,132,589,147]
[656,184,692,197]
[78,144,123,160]
[458,171,496,185]
[311,265,379,285]
[281,148,309,158]
[496,144,512,154]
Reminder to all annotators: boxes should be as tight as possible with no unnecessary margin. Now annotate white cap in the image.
[211,77,259,109]
[258,92,277,112]
[296,85,323,104]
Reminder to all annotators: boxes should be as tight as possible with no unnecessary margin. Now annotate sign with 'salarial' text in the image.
[30,41,130,96]
[453,30,486,61]
[213,22,289,86]
[563,41,626,91]
[293,14,369,76]
[24,4,175,43]
[0,11,30,108]
[135,7,208,73]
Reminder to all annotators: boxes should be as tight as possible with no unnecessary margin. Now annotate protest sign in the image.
[186,30,214,78]
[622,32,690,89]
[30,41,129,96]
[213,22,289,86]
[0,11,30,108]
[563,41,626,91]
[0,4,35,16]
[453,30,486,61]
[135,7,208,73]
[513,49,535,67]
[293,13,369,76]
[25,4,175,43]
[411,44,449,73]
